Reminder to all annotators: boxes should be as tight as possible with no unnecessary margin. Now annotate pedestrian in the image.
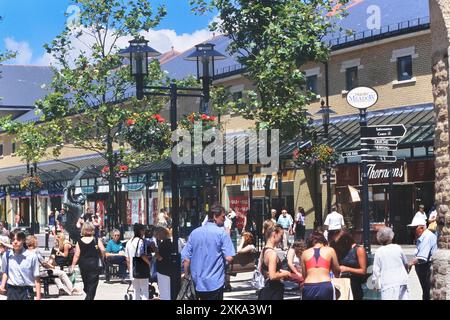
[301,231,340,300]
[14,213,21,229]
[293,207,306,241]
[181,205,235,300]
[70,221,105,300]
[157,209,168,228]
[125,223,150,300]
[286,240,306,288]
[277,209,293,250]
[154,226,174,300]
[323,205,345,242]
[237,232,256,254]
[52,233,74,268]
[407,216,437,300]
[372,227,409,300]
[413,204,428,223]
[427,206,438,234]
[270,209,277,224]
[0,229,41,300]
[257,225,291,300]
[330,230,367,300]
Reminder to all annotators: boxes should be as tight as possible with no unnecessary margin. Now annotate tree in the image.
[8,0,168,230]
[191,0,348,141]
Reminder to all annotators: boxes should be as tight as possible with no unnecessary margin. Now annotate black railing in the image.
[328,16,430,48]
[215,63,245,77]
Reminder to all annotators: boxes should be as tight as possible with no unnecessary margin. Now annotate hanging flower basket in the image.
[179,112,220,135]
[20,176,43,191]
[123,112,171,154]
[293,143,338,168]
[100,164,129,179]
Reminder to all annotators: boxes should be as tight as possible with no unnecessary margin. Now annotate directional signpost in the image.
[361,124,407,139]
[341,150,364,158]
[360,144,398,151]
[361,138,398,146]
[361,155,397,162]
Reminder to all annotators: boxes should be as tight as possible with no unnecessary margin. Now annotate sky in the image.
[0,0,217,65]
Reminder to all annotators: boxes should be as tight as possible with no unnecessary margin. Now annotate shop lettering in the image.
[367,164,403,180]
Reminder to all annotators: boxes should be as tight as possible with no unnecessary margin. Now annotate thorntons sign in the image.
[366,163,405,184]
[346,86,378,109]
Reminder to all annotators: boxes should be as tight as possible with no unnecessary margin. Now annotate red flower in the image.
[101,166,110,173]
[201,114,208,120]
[126,119,136,126]
[209,115,217,121]
[293,149,299,158]
[119,165,128,172]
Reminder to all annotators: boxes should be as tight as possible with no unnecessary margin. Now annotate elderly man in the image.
[105,229,127,282]
[407,216,437,300]
[182,205,235,300]
[413,205,428,223]
[277,209,293,250]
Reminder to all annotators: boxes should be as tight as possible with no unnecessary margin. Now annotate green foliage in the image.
[190,0,348,141]
[34,0,168,171]
[0,116,64,164]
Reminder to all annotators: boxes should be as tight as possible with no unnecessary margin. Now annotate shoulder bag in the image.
[132,238,150,279]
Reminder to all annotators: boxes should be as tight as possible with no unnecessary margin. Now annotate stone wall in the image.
[431,0,450,300]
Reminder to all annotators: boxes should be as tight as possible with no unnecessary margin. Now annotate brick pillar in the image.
[430,0,450,300]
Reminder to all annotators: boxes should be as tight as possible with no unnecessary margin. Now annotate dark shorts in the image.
[302,281,334,300]
[6,285,34,300]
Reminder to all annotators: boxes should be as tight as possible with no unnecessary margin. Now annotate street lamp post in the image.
[120,38,226,299]
[315,100,336,217]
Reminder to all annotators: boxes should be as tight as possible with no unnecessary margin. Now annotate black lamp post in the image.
[184,43,226,114]
[119,38,225,300]
[315,100,336,216]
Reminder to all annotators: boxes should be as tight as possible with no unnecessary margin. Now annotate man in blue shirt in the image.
[408,216,437,300]
[277,209,293,250]
[105,229,127,281]
[182,205,235,300]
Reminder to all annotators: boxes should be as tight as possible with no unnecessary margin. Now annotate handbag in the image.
[177,275,197,300]
[132,238,150,279]
[251,249,266,290]
[428,221,437,232]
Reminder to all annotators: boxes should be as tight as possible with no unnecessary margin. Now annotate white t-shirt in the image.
[428,210,437,221]
[414,211,428,222]
[125,237,145,280]
[324,211,345,230]
[372,244,409,290]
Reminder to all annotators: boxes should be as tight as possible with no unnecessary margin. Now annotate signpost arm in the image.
[360,109,371,254]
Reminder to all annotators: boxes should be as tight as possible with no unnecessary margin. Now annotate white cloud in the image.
[4,37,33,65]
[4,17,218,67]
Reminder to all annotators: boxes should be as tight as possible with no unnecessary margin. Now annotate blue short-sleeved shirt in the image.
[415,229,437,262]
[181,222,235,292]
[277,214,293,229]
[106,239,124,254]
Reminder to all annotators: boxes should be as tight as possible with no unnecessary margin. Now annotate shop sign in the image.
[346,86,378,109]
[0,191,5,199]
[407,159,435,182]
[125,183,144,192]
[366,162,405,184]
[240,176,276,191]
[81,186,96,194]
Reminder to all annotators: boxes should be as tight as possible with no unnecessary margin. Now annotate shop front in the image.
[335,158,434,244]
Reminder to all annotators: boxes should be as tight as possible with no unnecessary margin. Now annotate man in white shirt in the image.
[324,205,345,241]
[413,205,428,223]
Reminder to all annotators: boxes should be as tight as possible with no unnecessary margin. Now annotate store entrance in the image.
[391,185,414,244]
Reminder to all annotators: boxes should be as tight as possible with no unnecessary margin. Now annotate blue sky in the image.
[0,0,216,65]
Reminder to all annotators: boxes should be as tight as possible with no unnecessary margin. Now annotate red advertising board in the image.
[229,196,249,230]
[336,164,359,186]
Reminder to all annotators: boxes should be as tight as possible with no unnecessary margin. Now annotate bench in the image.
[41,273,60,298]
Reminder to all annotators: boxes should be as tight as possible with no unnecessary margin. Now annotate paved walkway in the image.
[0,242,424,300]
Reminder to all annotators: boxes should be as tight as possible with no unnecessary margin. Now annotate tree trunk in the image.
[430,0,450,300]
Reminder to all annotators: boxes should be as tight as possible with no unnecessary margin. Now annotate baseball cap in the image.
[408,216,427,227]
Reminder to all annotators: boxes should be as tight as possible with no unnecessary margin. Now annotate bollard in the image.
[45,227,50,251]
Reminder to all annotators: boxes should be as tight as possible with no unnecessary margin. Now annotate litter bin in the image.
[44,227,50,250]
[362,253,381,300]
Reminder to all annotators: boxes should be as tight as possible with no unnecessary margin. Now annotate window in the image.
[397,55,412,81]
[11,142,16,155]
[345,66,358,90]
[0,144,3,157]
[306,75,318,94]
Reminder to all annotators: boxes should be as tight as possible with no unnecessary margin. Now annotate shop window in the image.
[397,56,412,81]
[11,142,16,155]
[0,144,3,157]
[345,66,358,91]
